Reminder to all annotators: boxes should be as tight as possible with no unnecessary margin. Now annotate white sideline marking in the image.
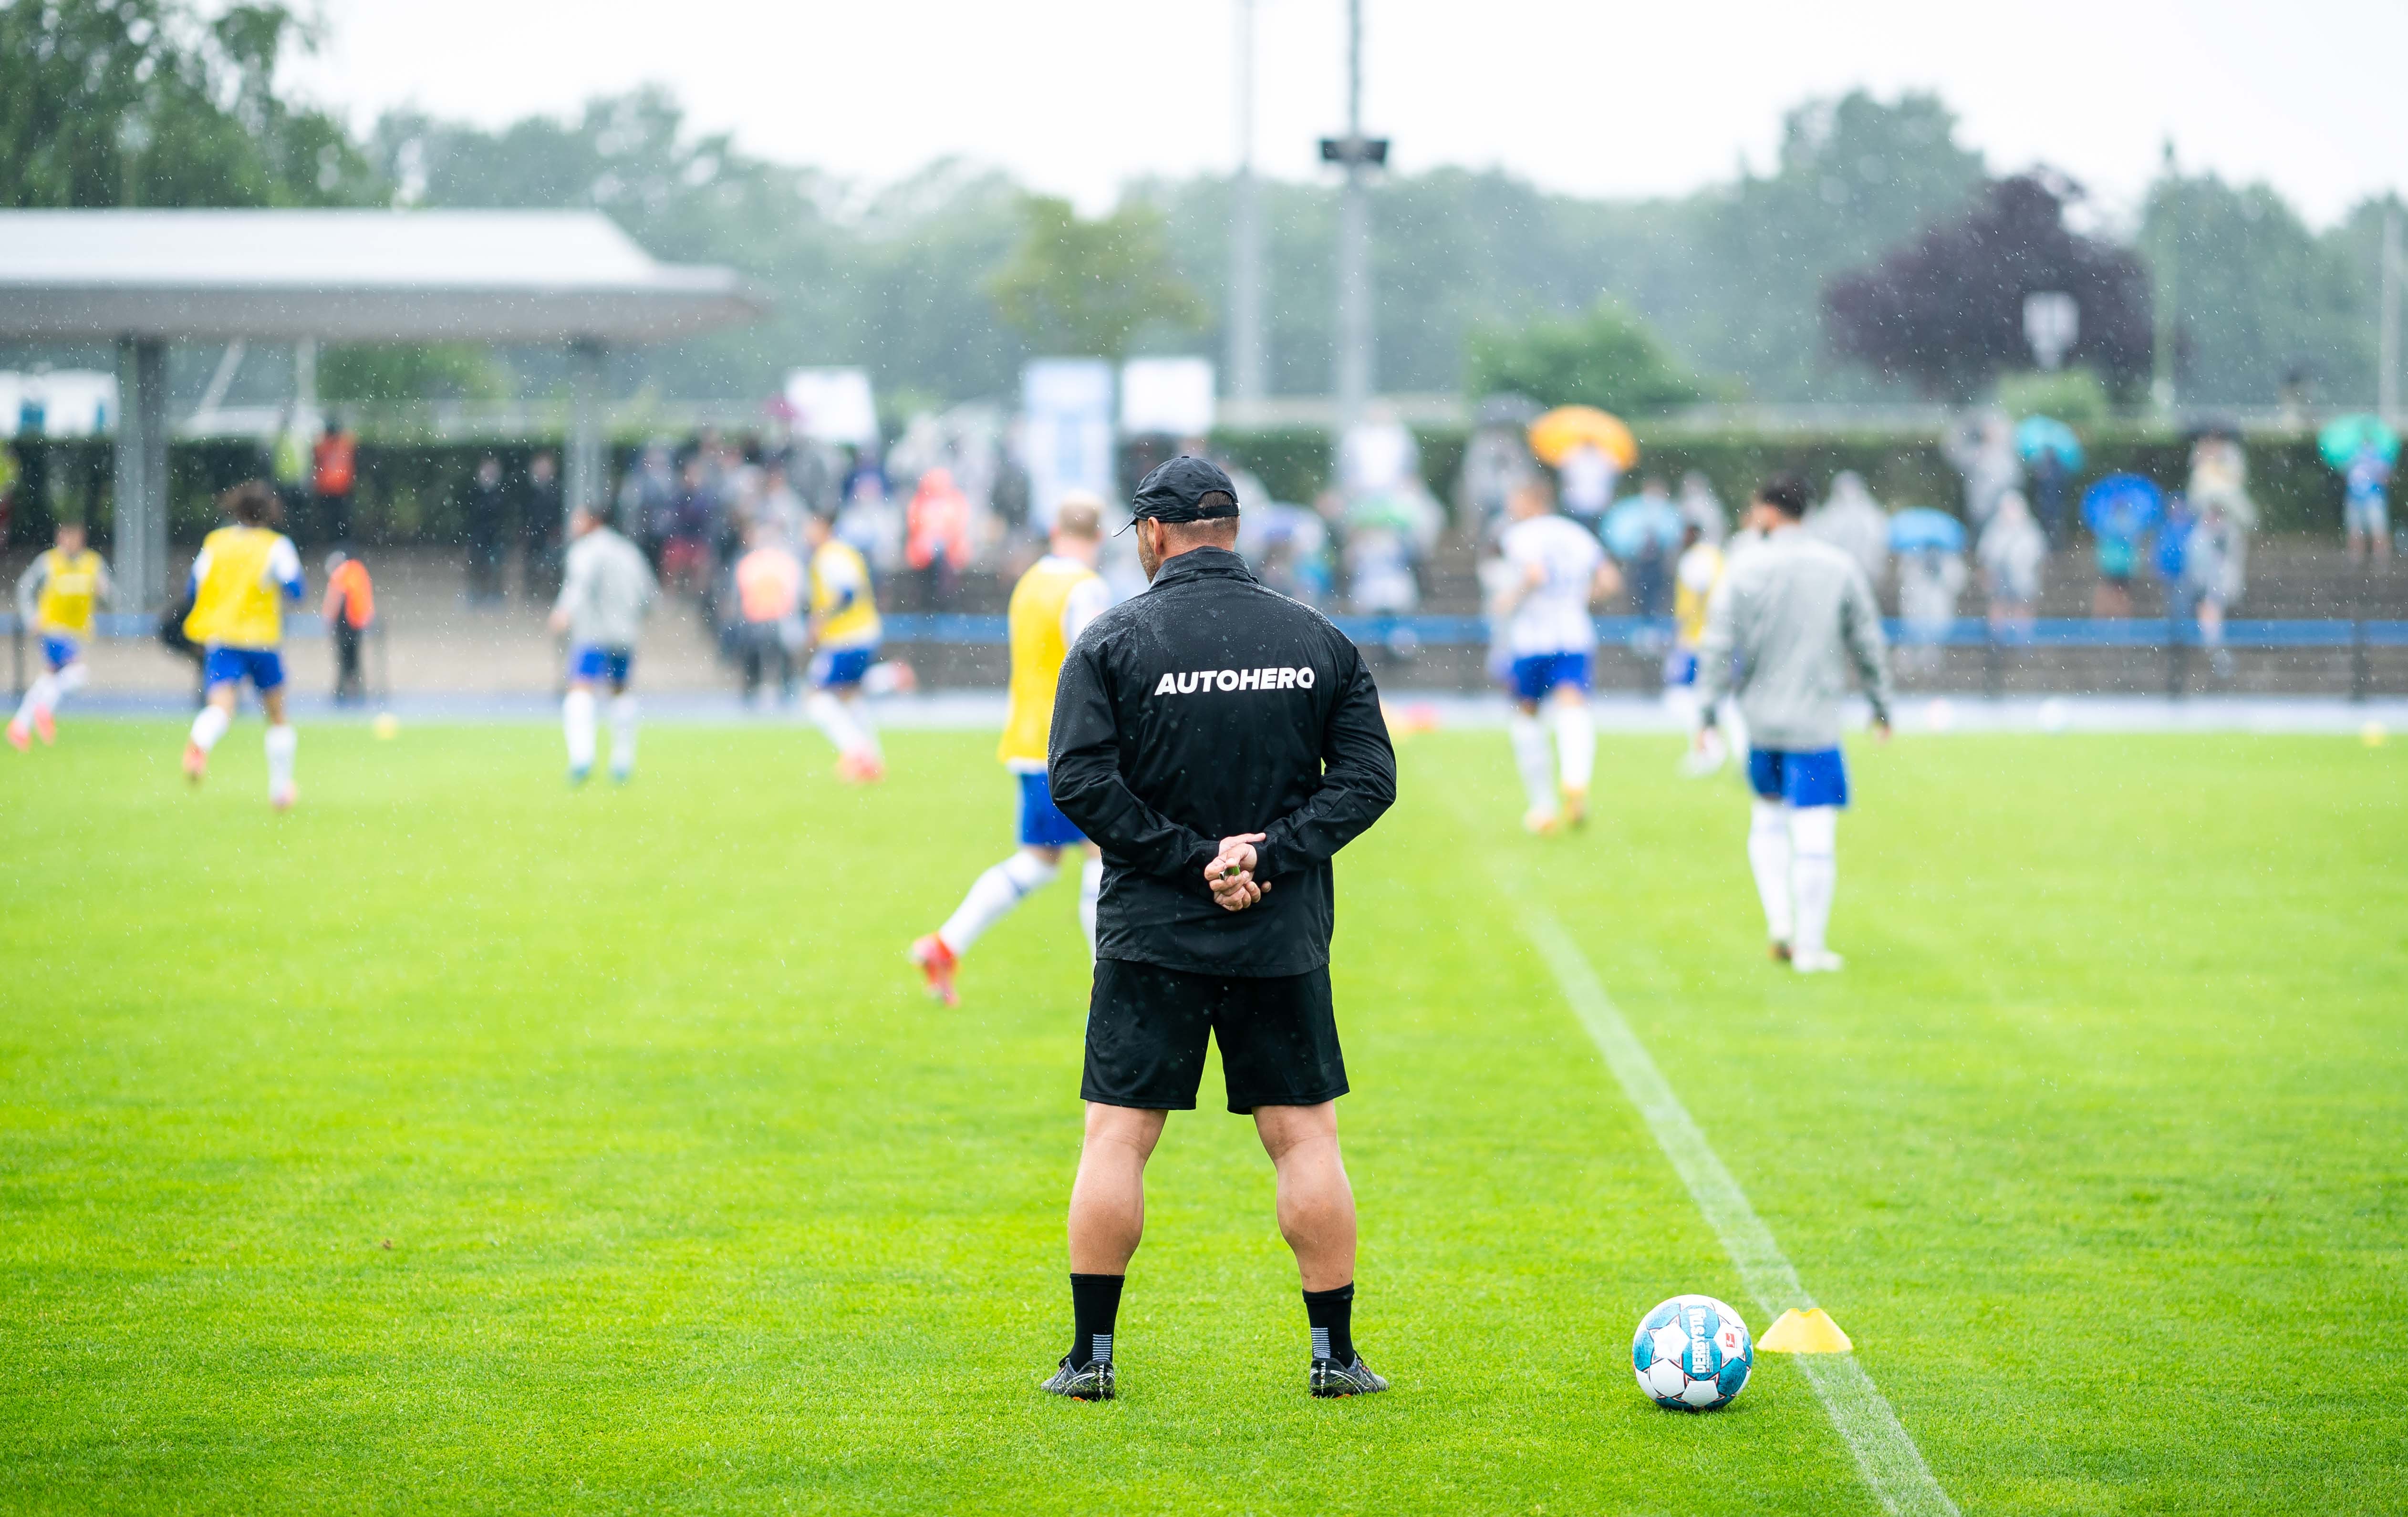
[1510,896,1959,1517]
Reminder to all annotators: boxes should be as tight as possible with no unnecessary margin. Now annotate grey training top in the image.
[554,526,658,650]
[1696,526,1894,752]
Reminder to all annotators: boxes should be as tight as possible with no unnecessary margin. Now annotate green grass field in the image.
[2,719,2403,1514]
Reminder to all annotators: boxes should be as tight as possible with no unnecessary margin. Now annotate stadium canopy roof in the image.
[0,209,762,342]
[0,209,763,608]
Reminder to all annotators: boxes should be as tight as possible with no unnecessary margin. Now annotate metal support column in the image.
[1227,0,1265,405]
[1331,0,1373,434]
[2380,206,2400,423]
[565,338,607,526]
[113,335,169,611]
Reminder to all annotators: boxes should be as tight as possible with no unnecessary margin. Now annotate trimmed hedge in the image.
[0,427,2360,548]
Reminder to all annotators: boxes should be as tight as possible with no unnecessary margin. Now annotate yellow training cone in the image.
[1760,1307,1853,1354]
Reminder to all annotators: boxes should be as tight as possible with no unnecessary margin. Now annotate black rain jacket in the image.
[1048,547,1397,977]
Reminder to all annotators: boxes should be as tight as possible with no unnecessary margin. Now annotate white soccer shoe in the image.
[1791,949,1845,974]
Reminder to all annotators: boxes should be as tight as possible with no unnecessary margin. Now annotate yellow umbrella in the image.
[1527,405,1638,470]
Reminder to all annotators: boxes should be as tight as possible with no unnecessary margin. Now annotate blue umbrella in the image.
[2014,415,2083,471]
[1887,507,1965,554]
[2318,414,2400,469]
[2081,473,2164,542]
[1601,495,1684,560]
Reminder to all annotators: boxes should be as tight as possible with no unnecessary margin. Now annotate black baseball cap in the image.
[1130,455,1241,523]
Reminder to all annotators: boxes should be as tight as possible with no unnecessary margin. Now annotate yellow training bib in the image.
[184,526,288,649]
[34,548,103,636]
[997,557,1100,766]
[811,540,882,649]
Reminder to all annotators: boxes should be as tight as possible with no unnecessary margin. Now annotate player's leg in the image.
[1506,656,1559,832]
[1549,672,1596,825]
[562,681,599,784]
[1049,1099,1165,1399]
[607,656,638,781]
[8,642,66,749]
[1744,749,1795,958]
[1258,1103,1382,1392]
[184,652,241,781]
[261,681,297,810]
[1787,805,1840,971]
[914,833,1066,1006]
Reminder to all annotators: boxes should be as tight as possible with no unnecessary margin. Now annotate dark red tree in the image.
[1821,174,2154,398]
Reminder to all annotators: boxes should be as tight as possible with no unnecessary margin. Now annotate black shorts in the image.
[1082,959,1348,1115]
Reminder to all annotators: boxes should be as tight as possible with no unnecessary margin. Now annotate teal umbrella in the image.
[2318,414,2400,469]
[2014,415,2083,471]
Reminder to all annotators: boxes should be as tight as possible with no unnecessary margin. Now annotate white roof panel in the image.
[0,209,762,342]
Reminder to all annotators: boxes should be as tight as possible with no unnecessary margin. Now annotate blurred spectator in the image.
[2027,446,2071,546]
[1677,471,1727,545]
[1602,478,1684,620]
[462,455,509,606]
[2171,497,2237,679]
[836,445,899,574]
[1459,418,1536,546]
[311,414,357,547]
[1977,492,2046,638]
[619,444,676,557]
[1805,471,1890,590]
[2186,433,2255,608]
[2344,442,2393,565]
[320,550,375,704]
[1338,411,1420,498]
[733,522,805,704]
[903,466,974,609]
[1944,412,2022,527]
[272,408,311,529]
[522,452,565,600]
[662,457,713,595]
[1557,441,1616,534]
[1897,544,1967,672]
[1237,500,1336,608]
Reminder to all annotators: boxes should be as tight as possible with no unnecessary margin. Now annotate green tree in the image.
[1463,298,1702,414]
[0,0,374,209]
[2141,169,2378,407]
[986,196,1207,360]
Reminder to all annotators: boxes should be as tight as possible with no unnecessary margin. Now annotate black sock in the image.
[1069,1272,1123,1368]
[1303,1282,1355,1364]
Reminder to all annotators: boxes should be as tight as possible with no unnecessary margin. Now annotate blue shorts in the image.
[1017,770,1086,848]
[203,646,285,693]
[41,635,82,671]
[570,645,634,689]
[1662,648,1699,687]
[1509,651,1591,702]
[1748,747,1848,809]
[812,645,874,690]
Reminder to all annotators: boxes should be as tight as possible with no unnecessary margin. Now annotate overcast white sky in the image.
[292,0,2408,226]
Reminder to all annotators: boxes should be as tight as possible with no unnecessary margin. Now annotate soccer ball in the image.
[1632,1294,1753,1410]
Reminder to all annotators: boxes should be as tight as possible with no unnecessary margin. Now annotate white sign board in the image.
[783,367,880,445]
[1021,358,1116,532]
[0,371,117,437]
[1120,356,1216,437]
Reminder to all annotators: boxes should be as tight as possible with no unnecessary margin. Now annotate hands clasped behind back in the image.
[1208,833,1270,912]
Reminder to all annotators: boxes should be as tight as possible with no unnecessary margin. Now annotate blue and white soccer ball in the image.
[1632,1294,1753,1410]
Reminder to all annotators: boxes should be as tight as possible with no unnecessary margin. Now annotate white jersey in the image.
[1500,513,1605,656]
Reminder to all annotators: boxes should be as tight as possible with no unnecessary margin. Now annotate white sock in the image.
[851,695,882,760]
[1508,712,1557,815]
[55,662,88,699]
[14,673,59,725]
[938,850,1059,956]
[1079,855,1103,956]
[264,722,296,796]
[609,694,638,776]
[805,691,868,757]
[1748,798,1795,944]
[190,703,231,753]
[1789,805,1838,958]
[563,688,597,771]
[1552,700,1596,794]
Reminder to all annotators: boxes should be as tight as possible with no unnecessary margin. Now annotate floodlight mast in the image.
[1227,0,1265,405]
[1320,0,1387,435]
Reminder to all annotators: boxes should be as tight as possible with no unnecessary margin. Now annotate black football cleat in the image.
[1310,1356,1390,1398]
[1041,1355,1115,1401]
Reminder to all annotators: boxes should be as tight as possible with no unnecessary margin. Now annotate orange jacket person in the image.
[321,551,374,704]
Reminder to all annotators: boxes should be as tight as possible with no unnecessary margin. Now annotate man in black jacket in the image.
[1041,456,1398,1402]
